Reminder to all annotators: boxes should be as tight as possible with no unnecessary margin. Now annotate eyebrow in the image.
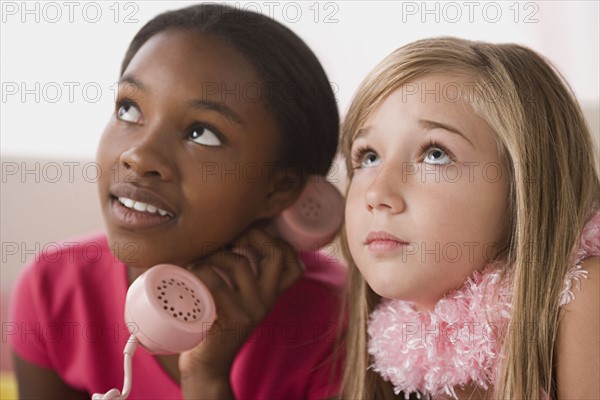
[355,127,371,140]
[186,99,246,126]
[119,75,146,93]
[419,119,474,147]
[118,75,246,127]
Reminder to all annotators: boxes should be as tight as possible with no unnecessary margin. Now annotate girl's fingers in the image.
[233,228,304,301]
[188,251,265,318]
[179,234,305,367]
[186,228,305,320]
[276,252,304,294]
[186,261,233,292]
[207,252,267,316]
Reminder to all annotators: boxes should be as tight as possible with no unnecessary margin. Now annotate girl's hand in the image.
[178,228,305,399]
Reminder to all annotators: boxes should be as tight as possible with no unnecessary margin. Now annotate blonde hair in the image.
[340,37,600,399]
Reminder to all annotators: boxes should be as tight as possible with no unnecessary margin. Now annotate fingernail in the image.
[230,246,261,276]
[210,266,235,289]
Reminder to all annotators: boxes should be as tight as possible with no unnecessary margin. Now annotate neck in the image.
[126,265,147,286]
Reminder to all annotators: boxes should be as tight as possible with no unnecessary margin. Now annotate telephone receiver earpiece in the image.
[125,175,343,354]
[267,174,344,251]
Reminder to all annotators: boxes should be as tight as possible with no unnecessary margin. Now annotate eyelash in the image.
[350,144,375,169]
[116,96,135,107]
[350,140,454,169]
[115,97,139,115]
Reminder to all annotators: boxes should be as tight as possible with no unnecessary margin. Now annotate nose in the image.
[119,126,176,182]
[364,164,406,214]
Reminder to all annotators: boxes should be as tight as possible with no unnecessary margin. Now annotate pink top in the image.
[8,232,346,399]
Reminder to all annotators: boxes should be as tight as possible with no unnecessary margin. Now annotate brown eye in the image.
[188,125,221,147]
[116,102,142,123]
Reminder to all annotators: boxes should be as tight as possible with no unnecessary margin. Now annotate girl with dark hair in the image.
[9,4,344,399]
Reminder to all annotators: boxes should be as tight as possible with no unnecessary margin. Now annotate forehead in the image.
[376,74,478,115]
[376,73,478,113]
[363,74,497,146]
[124,29,263,90]
[121,29,282,157]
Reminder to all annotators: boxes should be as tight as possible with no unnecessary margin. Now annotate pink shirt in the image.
[8,232,346,399]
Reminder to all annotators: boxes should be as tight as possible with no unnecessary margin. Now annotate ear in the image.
[256,168,306,220]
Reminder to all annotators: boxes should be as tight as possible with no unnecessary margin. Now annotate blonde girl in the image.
[340,37,599,399]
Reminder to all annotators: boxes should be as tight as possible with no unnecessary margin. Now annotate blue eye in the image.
[361,151,380,168]
[423,147,451,165]
[188,125,221,147]
[351,145,380,169]
[116,102,142,124]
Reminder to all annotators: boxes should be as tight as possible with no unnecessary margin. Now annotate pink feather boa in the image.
[368,210,600,399]
[368,264,511,399]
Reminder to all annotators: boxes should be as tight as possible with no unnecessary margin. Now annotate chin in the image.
[113,252,152,269]
[366,274,424,301]
[106,241,158,269]
[367,279,409,301]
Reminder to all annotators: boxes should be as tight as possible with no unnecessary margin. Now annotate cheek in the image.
[457,172,508,237]
[344,177,368,240]
[185,180,267,215]
[399,186,464,259]
[417,177,507,264]
[471,184,509,259]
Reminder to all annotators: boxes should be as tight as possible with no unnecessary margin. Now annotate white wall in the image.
[1,1,598,159]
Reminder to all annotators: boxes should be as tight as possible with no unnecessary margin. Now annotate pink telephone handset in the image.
[92,176,343,399]
[268,175,345,251]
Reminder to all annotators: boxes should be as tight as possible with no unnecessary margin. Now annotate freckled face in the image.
[96,30,283,269]
[345,75,509,310]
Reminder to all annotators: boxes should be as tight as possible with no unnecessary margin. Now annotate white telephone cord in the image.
[92,335,139,400]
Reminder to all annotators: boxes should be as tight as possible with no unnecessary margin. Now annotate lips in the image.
[364,230,408,252]
[108,183,177,229]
